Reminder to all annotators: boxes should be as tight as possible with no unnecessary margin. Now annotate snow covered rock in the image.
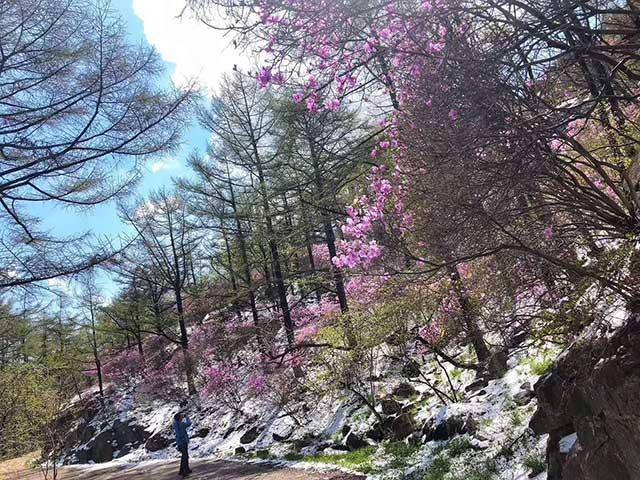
[145,431,172,452]
[239,425,263,444]
[422,406,477,441]
[344,431,368,451]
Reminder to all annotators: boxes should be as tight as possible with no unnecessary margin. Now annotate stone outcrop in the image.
[75,419,150,463]
[530,315,640,480]
[422,408,476,441]
[145,431,172,452]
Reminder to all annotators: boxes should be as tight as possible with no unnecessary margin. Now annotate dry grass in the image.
[0,451,41,479]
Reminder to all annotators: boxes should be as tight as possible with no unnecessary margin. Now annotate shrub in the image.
[524,454,546,475]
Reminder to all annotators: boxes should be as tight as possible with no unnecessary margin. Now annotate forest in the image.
[1,1,640,479]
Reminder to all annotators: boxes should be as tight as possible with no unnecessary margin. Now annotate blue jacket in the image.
[173,418,191,447]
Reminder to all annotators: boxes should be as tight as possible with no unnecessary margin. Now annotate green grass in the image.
[509,408,523,426]
[456,467,496,480]
[423,455,452,480]
[447,437,474,457]
[384,441,420,469]
[302,446,377,473]
[523,454,546,475]
[256,449,272,459]
[522,349,555,376]
[283,452,302,461]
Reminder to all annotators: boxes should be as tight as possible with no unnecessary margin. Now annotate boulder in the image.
[344,432,368,451]
[195,427,210,438]
[392,382,418,399]
[530,314,640,480]
[235,446,246,455]
[239,426,262,444]
[513,388,535,406]
[76,429,114,463]
[145,432,171,452]
[293,436,315,451]
[423,409,476,441]
[112,419,149,447]
[272,427,293,442]
[380,398,403,415]
[365,422,385,442]
[402,360,422,379]
[389,413,416,440]
[465,378,489,393]
[74,420,150,463]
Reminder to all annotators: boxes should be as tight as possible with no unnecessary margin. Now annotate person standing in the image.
[173,412,192,477]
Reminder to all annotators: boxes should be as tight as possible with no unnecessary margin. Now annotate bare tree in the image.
[120,189,200,395]
[0,0,195,289]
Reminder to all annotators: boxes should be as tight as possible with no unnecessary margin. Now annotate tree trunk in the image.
[448,265,491,363]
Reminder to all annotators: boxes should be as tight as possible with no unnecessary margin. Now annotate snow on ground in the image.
[62,334,565,480]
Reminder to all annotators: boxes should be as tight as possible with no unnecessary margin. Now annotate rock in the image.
[329,443,350,451]
[423,410,476,441]
[485,349,508,378]
[392,382,418,399]
[389,413,416,440]
[112,419,149,448]
[530,314,640,480]
[195,427,210,438]
[513,388,535,406]
[465,378,489,393]
[508,328,528,348]
[293,436,315,452]
[380,398,403,415]
[145,432,171,452]
[77,429,114,463]
[75,420,150,463]
[235,446,246,455]
[239,426,262,444]
[272,426,293,442]
[402,360,422,378]
[341,424,351,436]
[365,422,385,442]
[470,438,490,450]
[344,432,368,451]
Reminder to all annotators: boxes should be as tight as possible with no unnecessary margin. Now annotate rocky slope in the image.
[55,336,559,480]
[531,313,640,480]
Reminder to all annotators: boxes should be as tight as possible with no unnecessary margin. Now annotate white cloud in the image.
[47,277,70,293]
[148,157,182,174]
[132,0,252,92]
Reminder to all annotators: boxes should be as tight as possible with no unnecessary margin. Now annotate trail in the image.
[6,457,365,480]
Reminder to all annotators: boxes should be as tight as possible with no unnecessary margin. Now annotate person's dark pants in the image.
[178,444,190,476]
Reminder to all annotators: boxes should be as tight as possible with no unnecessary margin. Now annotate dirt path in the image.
[5,457,366,480]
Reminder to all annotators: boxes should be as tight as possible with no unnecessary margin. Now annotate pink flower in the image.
[292,92,304,103]
[257,67,272,88]
[549,138,562,152]
[543,226,554,241]
[324,98,340,111]
[378,28,392,40]
[448,109,458,121]
[306,96,318,112]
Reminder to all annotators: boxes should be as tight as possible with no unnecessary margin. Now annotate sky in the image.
[35,0,252,298]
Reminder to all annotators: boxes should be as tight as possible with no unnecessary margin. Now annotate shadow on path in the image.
[8,458,366,480]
